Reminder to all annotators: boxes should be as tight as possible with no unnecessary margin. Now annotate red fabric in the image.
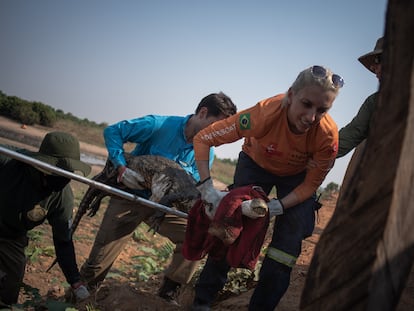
[182,185,269,270]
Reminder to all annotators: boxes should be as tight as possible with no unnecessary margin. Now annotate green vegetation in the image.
[130,242,175,281]
[318,182,340,200]
[0,90,108,129]
[131,223,176,281]
[324,181,339,193]
[25,229,55,263]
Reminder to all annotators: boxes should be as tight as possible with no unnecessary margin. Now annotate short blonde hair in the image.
[290,66,341,95]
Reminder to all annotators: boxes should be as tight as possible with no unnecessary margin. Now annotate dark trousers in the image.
[0,236,28,305]
[193,152,316,310]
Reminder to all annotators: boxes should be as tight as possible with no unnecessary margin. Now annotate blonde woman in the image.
[192,66,343,311]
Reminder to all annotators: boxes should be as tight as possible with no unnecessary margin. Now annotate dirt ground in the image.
[21,194,337,311]
[2,116,407,311]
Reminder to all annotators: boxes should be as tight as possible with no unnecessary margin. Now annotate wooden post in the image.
[300,0,414,310]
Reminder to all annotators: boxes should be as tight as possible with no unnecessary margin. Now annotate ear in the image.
[287,87,293,102]
[197,106,209,118]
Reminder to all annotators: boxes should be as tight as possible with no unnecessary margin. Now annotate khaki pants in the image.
[80,196,199,287]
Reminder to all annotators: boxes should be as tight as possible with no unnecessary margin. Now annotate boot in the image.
[158,276,181,306]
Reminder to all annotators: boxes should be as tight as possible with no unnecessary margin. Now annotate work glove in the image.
[71,281,90,301]
[196,177,227,219]
[117,166,145,189]
[267,198,284,217]
[240,198,268,219]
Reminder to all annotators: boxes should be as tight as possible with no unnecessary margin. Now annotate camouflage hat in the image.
[28,131,91,176]
[358,37,383,73]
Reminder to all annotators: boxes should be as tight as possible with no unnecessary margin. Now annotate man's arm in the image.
[103,116,158,168]
[45,186,89,299]
[337,92,378,158]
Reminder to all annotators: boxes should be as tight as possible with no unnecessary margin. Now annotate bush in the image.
[0,96,13,115]
[324,182,339,193]
[12,101,40,125]
[32,101,56,126]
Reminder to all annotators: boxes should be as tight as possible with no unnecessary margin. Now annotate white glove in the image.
[117,166,145,189]
[240,198,268,219]
[71,282,90,301]
[268,198,284,217]
[196,177,227,219]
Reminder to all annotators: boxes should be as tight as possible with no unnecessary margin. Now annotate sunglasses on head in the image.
[310,65,344,89]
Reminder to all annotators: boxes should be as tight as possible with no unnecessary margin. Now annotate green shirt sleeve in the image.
[43,184,74,242]
[337,92,378,158]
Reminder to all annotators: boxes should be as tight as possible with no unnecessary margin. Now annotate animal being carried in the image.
[71,153,201,236]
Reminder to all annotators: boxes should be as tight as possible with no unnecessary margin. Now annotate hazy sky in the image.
[0,0,387,187]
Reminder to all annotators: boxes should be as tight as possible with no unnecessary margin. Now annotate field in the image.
[0,115,338,311]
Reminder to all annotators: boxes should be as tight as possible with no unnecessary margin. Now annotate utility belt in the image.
[313,194,323,223]
[313,193,323,211]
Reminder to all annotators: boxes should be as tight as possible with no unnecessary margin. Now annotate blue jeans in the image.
[193,152,316,310]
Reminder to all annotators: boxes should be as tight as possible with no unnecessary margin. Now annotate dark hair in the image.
[195,92,237,117]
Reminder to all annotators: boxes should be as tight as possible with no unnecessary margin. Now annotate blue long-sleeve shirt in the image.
[104,114,214,182]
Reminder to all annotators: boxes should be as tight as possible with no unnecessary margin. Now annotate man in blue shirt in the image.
[80,92,237,305]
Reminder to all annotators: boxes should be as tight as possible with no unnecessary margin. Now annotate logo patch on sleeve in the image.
[239,113,251,130]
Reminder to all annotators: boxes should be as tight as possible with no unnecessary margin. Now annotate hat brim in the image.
[27,152,91,176]
[358,51,382,73]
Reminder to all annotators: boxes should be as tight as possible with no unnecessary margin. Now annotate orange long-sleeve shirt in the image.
[194,94,338,202]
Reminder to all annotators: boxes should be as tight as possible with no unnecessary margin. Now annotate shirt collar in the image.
[182,114,193,146]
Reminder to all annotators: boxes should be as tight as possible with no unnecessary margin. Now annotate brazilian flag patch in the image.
[239,113,251,130]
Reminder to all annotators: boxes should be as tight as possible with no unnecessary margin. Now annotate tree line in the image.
[0,90,107,129]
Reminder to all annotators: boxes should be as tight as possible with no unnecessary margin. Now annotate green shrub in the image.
[32,101,56,126]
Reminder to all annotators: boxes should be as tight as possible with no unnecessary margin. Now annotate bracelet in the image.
[196,176,211,186]
[277,198,285,210]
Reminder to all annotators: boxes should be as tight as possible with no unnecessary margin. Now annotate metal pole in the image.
[0,146,188,219]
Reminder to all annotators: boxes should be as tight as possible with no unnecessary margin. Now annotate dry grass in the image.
[53,119,106,147]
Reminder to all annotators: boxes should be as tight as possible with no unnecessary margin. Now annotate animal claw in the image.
[147,211,166,234]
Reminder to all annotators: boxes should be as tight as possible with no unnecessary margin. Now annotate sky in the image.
[0,0,388,187]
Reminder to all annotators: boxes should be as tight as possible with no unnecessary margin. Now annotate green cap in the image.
[28,131,91,176]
